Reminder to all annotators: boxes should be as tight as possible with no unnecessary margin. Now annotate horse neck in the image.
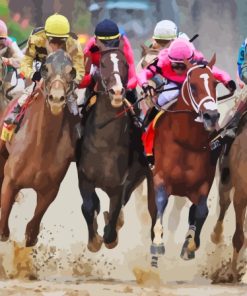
[169,81,209,148]
[27,91,66,154]
[90,93,129,137]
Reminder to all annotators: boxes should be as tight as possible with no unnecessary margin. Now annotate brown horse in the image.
[211,86,247,282]
[149,56,221,267]
[0,49,79,246]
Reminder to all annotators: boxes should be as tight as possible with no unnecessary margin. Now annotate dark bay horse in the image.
[76,45,154,252]
[149,56,221,266]
[211,87,247,282]
[0,49,79,246]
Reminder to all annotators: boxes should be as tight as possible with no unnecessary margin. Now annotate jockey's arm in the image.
[70,40,85,85]
[211,66,232,86]
[20,41,37,80]
[137,62,158,87]
[4,39,23,69]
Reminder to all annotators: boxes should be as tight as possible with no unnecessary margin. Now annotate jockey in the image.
[5,13,85,125]
[0,19,23,68]
[139,38,235,114]
[138,38,236,166]
[0,19,24,96]
[236,38,247,88]
[79,19,138,118]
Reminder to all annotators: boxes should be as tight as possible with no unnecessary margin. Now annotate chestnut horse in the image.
[76,45,154,252]
[149,55,221,267]
[0,49,79,246]
[211,86,247,282]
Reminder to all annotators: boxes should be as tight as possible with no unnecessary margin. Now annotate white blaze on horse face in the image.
[110,53,123,88]
[200,73,217,111]
[200,73,211,97]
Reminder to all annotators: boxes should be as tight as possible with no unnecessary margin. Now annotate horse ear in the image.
[183,58,193,69]
[141,44,149,57]
[208,53,216,69]
[95,38,107,51]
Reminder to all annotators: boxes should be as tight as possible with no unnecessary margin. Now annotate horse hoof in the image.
[0,233,9,242]
[87,235,103,252]
[211,222,224,244]
[180,238,196,260]
[104,237,118,249]
[150,243,165,255]
[25,236,38,247]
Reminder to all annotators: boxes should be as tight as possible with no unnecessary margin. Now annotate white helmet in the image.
[153,20,178,40]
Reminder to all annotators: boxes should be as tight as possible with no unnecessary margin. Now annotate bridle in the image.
[98,48,128,94]
[181,64,216,114]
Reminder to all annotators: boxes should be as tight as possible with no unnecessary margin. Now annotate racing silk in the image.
[20,27,85,83]
[138,48,231,86]
[80,35,137,89]
[237,39,247,77]
[0,37,23,68]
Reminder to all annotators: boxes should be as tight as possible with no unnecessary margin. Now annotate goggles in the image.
[171,62,187,71]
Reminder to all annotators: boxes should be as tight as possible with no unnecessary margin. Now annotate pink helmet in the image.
[0,20,7,38]
[168,38,194,62]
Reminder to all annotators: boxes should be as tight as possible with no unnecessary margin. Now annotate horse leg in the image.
[211,179,232,244]
[150,175,169,267]
[78,177,102,252]
[0,177,19,241]
[181,195,208,260]
[103,187,123,249]
[25,187,59,247]
[230,190,247,282]
[0,143,9,208]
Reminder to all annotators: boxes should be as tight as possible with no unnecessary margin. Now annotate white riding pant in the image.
[157,81,180,109]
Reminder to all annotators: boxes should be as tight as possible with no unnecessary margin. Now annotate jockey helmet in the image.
[153,20,177,40]
[45,14,70,38]
[0,20,7,38]
[95,19,120,40]
[168,38,194,62]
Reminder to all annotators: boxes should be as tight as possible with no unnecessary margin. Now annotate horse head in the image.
[182,54,220,131]
[97,42,129,108]
[41,49,76,115]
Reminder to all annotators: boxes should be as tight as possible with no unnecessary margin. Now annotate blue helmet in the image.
[95,19,120,40]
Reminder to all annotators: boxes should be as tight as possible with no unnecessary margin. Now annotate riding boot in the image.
[142,107,159,129]
[209,111,241,151]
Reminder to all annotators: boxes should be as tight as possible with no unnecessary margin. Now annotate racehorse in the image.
[76,44,154,252]
[211,87,247,282]
[0,49,79,246]
[149,55,221,267]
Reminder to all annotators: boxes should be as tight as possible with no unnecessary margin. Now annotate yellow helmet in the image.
[45,14,70,38]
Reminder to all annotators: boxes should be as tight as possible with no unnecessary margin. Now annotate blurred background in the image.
[0,0,246,73]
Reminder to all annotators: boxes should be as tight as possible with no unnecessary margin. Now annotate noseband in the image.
[182,64,216,113]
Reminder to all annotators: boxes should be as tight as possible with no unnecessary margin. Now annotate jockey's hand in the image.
[32,71,42,82]
[225,80,236,93]
[2,57,10,66]
[142,83,155,97]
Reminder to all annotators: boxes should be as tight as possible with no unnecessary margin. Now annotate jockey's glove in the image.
[225,80,236,93]
[142,83,155,97]
[32,71,42,82]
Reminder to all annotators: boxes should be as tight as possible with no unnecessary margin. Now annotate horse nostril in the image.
[109,89,115,95]
[121,88,125,95]
[203,113,211,120]
[49,94,53,101]
[60,96,65,102]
